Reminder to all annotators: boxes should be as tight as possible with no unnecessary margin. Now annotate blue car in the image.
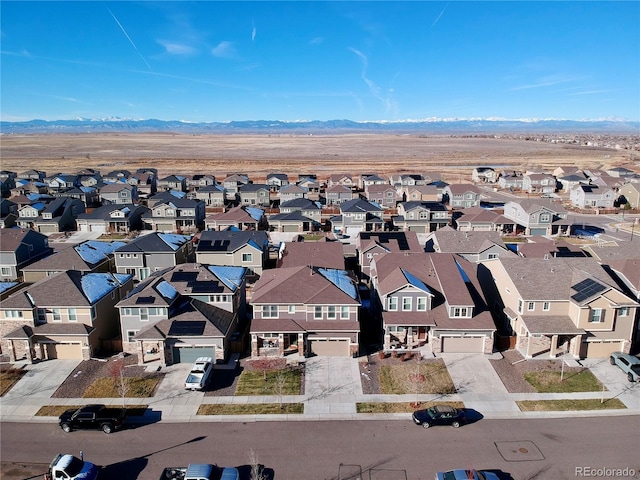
[435,469,499,480]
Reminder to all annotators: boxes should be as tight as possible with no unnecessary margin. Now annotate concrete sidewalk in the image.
[1,354,639,425]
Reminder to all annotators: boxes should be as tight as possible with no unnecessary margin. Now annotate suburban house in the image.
[127,171,157,198]
[278,198,322,224]
[17,169,46,181]
[277,241,346,270]
[0,270,134,362]
[606,166,635,178]
[147,190,187,208]
[515,237,587,259]
[502,199,570,236]
[522,173,557,194]
[498,174,524,190]
[114,232,193,282]
[330,198,385,236]
[266,173,289,192]
[617,182,640,209]
[99,183,138,205]
[480,257,639,359]
[222,174,250,199]
[403,185,440,203]
[45,173,78,192]
[278,184,308,204]
[443,184,482,209]
[454,207,513,233]
[472,167,500,183]
[297,177,321,201]
[54,186,100,208]
[389,174,428,188]
[324,185,353,205]
[238,183,271,207]
[569,185,615,209]
[0,228,52,281]
[425,227,514,263]
[370,252,496,354]
[157,175,188,192]
[0,199,18,228]
[557,174,589,192]
[204,205,265,231]
[10,180,47,197]
[267,209,320,233]
[141,197,205,233]
[103,170,132,183]
[356,231,423,282]
[360,174,387,190]
[250,265,361,357]
[193,184,226,207]
[21,240,125,283]
[76,204,149,234]
[187,174,216,190]
[392,201,450,233]
[195,230,269,276]
[365,184,397,208]
[17,197,85,233]
[117,266,244,365]
[328,174,355,189]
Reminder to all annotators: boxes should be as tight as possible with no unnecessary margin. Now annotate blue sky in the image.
[1,1,639,122]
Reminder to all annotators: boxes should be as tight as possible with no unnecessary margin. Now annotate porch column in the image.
[297,333,305,356]
[550,334,558,357]
[526,334,533,358]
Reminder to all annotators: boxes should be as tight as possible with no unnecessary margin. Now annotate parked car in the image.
[58,404,127,434]
[412,405,466,428]
[45,453,101,480]
[160,463,239,480]
[609,351,640,382]
[435,469,499,480]
[184,357,214,390]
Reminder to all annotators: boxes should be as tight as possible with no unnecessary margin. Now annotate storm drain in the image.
[495,441,545,462]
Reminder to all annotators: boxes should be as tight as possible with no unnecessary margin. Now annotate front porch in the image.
[515,315,585,359]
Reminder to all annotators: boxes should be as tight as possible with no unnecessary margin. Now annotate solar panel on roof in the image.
[570,278,606,302]
[169,321,206,336]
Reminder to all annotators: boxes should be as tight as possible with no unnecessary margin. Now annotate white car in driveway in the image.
[609,351,640,382]
[184,357,213,390]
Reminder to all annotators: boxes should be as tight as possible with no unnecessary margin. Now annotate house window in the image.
[540,213,550,222]
[37,309,46,323]
[527,302,535,311]
[341,306,349,319]
[140,308,148,321]
[589,308,604,323]
[123,308,132,316]
[68,308,77,322]
[328,306,336,319]
[488,253,499,259]
[262,305,278,318]
[517,299,523,314]
[543,302,550,311]
[618,307,629,317]
[314,306,323,319]
[402,297,412,311]
[5,310,23,318]
[242,253,253,263]
[417,297,427,311]
[388,297,398,311]
[53,308,61,321]
[288,305,295,314]
[452,307,469,317]
[126,330,138,343]
[1,267,11,276]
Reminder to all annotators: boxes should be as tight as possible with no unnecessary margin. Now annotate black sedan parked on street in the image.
[412,405,466,429]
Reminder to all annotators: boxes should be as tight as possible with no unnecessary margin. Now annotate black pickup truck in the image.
[58,404,127,434]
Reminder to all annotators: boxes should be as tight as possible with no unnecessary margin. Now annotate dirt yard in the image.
[1,133,635,183]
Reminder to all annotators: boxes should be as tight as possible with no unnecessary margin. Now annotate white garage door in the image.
[309,338,350,356]
[441,336,484,353]
[46,343,83,359]
[90,224,107,233]
[79,223,90,232]
[583,340,623,358]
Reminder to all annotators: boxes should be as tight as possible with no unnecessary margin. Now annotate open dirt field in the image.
[1,133,636,182]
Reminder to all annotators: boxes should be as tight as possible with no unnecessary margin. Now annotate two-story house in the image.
[195,230,268,276]
[480,257,639,358]
[278,198,322,224]
[617,182,640,209]
[278,184,308,204]
[503,199,570,236]
[365,184,397,208]
[472,167,499,183]
[402,185,440,203]
[425,227,515,263]
[204,205,265,231]
[222,174,250,200]
[194,184,226,207]
[99,183,138,205]
[238,183,270,207]
[0,228,52,281]
[391,201,450,233]
[0,270,134,362]
[570,185,615,209]
[330,198,385,236]
[523,173,557,194]
[328,174,355,190]
[266,173,289,193]
[76,204,149,234]
[324,185,353,206]
[443,184,482,209]
[114,232,193,281]
[370,252,496,353]
[157,175,188,192]
[141,197,205,233]
[250,265,361,357]
[356,231,423,282]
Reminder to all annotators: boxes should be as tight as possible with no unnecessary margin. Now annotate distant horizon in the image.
[2,2,638,123]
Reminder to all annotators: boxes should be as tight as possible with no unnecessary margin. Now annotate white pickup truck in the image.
[160,463,239,480]
[184,357,213,391]
[44,453,100,480]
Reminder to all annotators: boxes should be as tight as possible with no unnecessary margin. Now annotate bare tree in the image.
[109,358,129,407]
[272,368,290,409]
[248,449,267,480]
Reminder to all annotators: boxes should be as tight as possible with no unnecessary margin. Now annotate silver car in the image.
[609,351,640,382]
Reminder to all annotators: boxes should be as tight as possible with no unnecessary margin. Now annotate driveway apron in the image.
[3,359,80,401]
[304,357,361,415]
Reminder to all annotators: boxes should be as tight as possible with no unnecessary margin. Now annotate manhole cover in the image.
[495,441,545,462]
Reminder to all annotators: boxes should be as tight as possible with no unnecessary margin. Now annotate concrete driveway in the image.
[581,357,640,410]
[3,360,80,400]
[440,353,508,395]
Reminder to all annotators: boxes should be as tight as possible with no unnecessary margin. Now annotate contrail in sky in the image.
[108,8,151,70]
[432,3,449,27]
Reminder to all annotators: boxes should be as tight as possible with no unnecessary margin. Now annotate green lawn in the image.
[197,403,303,415]
[235,368,302,396]
[357,400,464,414]
[524,369,605,393]
[379,361,456,395]
[517,398,626,411]
[0,368,26,396]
